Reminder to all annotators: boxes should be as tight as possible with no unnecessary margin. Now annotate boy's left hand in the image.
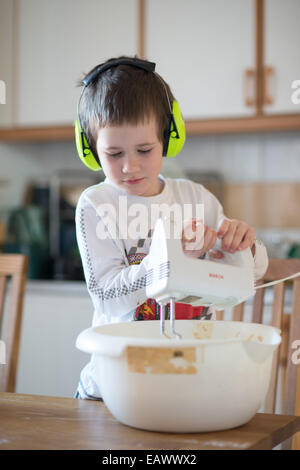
[210,219,256,259]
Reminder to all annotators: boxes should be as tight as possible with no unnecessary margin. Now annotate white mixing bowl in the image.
[76,320,281,433]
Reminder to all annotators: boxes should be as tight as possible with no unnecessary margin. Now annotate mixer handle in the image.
[207,235,253,268]
[213,236,224,253]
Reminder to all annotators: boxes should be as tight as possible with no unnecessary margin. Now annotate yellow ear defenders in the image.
[75,58,186,171]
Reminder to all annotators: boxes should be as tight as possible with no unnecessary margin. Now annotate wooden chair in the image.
[216,259,300,449]
[0,254,28,392]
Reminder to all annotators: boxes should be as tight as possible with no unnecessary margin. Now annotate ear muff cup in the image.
[163,100,186,158]
[75,118,102,171]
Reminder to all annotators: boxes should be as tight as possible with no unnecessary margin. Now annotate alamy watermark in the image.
[95,199,205,250]
[0,80,6,104]
[0,340,5,364]
[291,80,300,105]
[291,339,300,365]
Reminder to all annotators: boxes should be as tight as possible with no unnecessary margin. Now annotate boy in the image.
[74,56,268,400]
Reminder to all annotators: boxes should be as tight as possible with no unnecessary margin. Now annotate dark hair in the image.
[78,55,175,157]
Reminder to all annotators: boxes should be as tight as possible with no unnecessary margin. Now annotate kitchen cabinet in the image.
[1,0,300,139]
[145,0,255,120]
[16,281,93,398]
[263,0,300,115]
[224,182,300,229]
[16,0,138,126]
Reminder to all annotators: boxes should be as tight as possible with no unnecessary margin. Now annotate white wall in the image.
[1,131,300,209]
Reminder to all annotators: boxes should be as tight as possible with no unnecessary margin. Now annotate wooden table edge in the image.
[247,414,300,450]
[1,393,300,450]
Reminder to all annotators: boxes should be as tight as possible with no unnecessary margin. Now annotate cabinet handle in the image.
[263,66,274,105]
[244,69,256,107]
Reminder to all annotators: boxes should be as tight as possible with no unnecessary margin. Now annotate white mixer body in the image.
[146,218,256,309]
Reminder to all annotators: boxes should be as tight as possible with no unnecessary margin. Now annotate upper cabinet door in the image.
[17,0,138,126]
[145,0,255,119]
[264,0,300,115]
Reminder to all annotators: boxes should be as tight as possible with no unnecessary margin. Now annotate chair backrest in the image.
[0,254,28,392]
[217,258,300,449]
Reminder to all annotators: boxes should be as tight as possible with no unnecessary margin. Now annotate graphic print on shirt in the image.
[125,233,212,321]
[126,230,160,320]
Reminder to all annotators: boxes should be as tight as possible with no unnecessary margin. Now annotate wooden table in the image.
[0,393,300,450]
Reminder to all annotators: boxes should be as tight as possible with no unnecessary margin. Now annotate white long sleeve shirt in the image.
[75,175,268,399]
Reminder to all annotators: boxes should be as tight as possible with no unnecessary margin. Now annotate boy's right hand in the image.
[181,219,223,259]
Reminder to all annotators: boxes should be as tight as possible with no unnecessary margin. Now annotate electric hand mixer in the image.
[146,216,300,340]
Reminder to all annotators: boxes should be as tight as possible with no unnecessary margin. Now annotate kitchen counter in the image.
[16,280,93,398]
[24,279,293,304]
[25,279,89,296]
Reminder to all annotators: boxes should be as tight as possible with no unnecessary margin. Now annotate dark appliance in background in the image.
[184,171,225,205]
[24,170,223,280]
[3,205,49,279]
[29,170,101,280]
[49,170,102,280]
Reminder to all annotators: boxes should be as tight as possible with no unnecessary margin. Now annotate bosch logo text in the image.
[209,273,224,280]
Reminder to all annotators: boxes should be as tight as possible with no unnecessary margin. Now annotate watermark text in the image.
[95,199,205,250]
[291,339,300,365]
[0,80,6,104]
[291,80,300,105]
[0,340,5,364]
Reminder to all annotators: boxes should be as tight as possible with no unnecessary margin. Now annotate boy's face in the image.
[96,116,164,197]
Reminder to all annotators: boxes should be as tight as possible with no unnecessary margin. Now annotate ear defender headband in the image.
[75,58,186,171]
